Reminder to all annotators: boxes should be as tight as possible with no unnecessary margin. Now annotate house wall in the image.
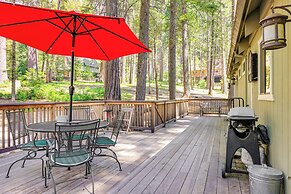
[236,64,247,104]
[234,0,291,192]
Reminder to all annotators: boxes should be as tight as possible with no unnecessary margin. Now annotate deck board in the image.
[0,116,249,194]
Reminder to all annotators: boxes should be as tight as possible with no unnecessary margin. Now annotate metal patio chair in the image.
[45,119,100,194]
[121,107,134,133]
[64,106,93,140]
[64,106,91,121]
[5,110,47,178]
[92,110,125,171]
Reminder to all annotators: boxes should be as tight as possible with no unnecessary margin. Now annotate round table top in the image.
[27,120,108,132]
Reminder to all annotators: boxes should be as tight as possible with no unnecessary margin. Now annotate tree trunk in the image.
[41,52,45,72]
[159,40,164,82]
[28,46,38,72]
[193,49,196,87]
[120,57,126,84]
[0,37,8,83]
[100,61,105,82]
[27,1,39,74]
[46,55,53,83]
[148,58,151,95]
[104,59,121,100]
[129,56,133,84]
[57,0,61,9]
[182,1,190,98]
[104,0,121,100]
[223,45,228,93]
[136,0,150,100]
[154,39,159,100]
[11,41,16,101]
[168,0,177,100]
[208,12,215,95]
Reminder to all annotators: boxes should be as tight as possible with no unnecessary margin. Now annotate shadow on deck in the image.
[0,116,249,194]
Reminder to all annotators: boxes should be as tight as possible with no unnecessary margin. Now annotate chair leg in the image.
[107,148,122,171]
[94,147,122,171]
[21,159,26,168]
[6,156,27,178]
[49,168,56,194]
[85,163,88,179]
[44,161,48,188]
[89,162,94,194]
[21,150,36,168]
[41,158,45,178]
[107,147,118,159]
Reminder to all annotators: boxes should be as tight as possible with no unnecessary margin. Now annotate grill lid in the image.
[228,107,255,118]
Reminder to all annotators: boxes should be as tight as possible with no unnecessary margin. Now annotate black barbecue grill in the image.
[222,107,261,178]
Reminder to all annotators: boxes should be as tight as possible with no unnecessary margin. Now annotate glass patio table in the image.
[27,120,108,133]
[27,120,108,152]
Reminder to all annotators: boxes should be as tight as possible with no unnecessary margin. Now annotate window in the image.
[258,40,274,101]
[260,47,272,94]
[242,62,246,75]
[238,67,241,78]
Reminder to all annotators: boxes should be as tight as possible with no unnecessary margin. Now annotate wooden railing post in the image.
[1,110,5,149]
[163,101,166,127]
[175,101,178,119]
[151,102,156,133]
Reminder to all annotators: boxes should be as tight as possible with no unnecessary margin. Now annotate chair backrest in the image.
[64,106,91,121]
[54,119,100,151]
[121,107,134,131]
[121,107,134,122]
[6,110,29,145]
[111,110,125,143]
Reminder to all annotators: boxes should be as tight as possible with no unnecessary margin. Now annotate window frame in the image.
[258,37,274,101]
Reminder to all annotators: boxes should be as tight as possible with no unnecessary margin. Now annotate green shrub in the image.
[198,80,207,89]
[17,87,33,100]
[15,81,105,102]
[121,92,133,100]
[19,69,45,87]
[0,92,11,99]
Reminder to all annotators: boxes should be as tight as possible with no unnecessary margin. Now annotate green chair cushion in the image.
[94,137,115,146]
[63,134,91,141]
[71,134,91,141]
[19,139,47,149]
[50,149,91,166]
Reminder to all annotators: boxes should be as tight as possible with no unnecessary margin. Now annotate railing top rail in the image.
[0,98,231,110]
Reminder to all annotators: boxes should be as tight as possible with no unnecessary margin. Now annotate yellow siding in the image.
[234,0,291,192]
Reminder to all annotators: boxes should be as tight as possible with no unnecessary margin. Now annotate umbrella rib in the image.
[85,19,151,52]
[79,19,110,60]
[55,13,74,34]
[75,16,87,33]
[46,20,73,35]
[77,27,102,35]
[45,17,74,53]
[0,15,72,29]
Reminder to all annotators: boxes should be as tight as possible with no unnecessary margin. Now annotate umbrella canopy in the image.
[0,1,150,60]
[0,1,150,121]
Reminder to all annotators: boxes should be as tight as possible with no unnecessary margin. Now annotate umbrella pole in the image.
[69,16,77,122]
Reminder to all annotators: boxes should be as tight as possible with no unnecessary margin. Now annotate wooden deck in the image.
[0,116,249,194]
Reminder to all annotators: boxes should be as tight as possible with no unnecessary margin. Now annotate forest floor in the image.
[125,84,227,100]
[0,81,227,103]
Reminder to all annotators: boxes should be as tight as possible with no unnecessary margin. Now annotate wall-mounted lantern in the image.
[260,5,291,50]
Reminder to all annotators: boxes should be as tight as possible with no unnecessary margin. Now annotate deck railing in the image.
[0,98,236,152]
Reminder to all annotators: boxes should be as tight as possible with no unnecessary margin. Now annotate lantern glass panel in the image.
[263,24,276,42]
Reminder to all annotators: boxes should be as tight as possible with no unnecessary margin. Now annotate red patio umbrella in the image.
[0,1,150,121]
